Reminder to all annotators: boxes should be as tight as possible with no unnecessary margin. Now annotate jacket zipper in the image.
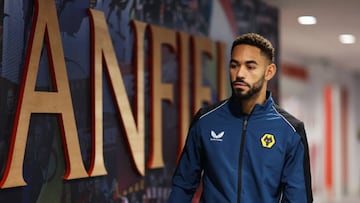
[237,117,249,203]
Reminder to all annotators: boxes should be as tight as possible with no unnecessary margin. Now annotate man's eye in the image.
[230,64,238,69]
[247,66,256,70]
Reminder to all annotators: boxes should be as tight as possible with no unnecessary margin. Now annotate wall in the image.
[280,59,360,202]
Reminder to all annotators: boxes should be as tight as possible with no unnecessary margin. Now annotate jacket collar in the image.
[228,91,274,118]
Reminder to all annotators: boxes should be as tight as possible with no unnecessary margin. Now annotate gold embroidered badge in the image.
[261,134,275,148]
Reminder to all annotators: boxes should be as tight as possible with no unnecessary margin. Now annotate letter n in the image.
[88,10,145,176]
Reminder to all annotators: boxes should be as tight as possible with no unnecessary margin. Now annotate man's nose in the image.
[236,66,246,78]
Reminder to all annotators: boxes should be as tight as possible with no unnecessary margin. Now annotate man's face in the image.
[229,44,269,100]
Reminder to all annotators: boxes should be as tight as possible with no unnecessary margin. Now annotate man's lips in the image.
[232,81,249,88]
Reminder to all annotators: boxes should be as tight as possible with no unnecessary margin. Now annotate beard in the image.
[231,76,265,100]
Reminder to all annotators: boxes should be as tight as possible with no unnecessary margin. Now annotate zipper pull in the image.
[242,118,248,131]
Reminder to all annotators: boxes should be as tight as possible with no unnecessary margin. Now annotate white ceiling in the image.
[263,0,360,72]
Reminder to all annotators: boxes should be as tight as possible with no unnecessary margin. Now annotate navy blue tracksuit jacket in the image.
[168,92,313,203]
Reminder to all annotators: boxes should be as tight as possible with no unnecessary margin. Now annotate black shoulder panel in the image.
[189,99,228,129]
[273,104,313,203]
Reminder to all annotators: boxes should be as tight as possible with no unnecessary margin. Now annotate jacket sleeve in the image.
[167,123,203,202]
[281,124,313,203]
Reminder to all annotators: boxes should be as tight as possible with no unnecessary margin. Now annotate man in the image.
[168,33,313,202]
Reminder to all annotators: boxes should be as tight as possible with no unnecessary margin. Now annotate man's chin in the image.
[233,90,250,100]
[234,95,251,100]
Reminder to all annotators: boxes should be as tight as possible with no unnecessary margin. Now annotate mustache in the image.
[231,78,250,87]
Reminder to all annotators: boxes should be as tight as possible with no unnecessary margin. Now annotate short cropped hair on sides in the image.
[231,33,275,63]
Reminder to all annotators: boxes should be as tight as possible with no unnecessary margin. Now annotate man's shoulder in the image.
[273,104,305,135]
[190,99,228,128]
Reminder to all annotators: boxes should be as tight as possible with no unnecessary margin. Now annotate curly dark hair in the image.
[231,33,275,63]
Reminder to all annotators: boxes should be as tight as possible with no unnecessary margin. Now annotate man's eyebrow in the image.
[245,60,258,65]
[229,59,258,65]
[229,59,240,65]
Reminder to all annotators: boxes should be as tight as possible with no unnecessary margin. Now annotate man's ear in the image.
[265,63,276,81]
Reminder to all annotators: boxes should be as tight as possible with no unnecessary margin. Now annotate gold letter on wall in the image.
[88,11,145,176]
[147,25,176,169]
[191,36,213,114]
[177,32,190,159]
[0,0,88,188]
[216,42,228,101]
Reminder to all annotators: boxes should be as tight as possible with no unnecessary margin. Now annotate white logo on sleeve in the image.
[210,130,224,141]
